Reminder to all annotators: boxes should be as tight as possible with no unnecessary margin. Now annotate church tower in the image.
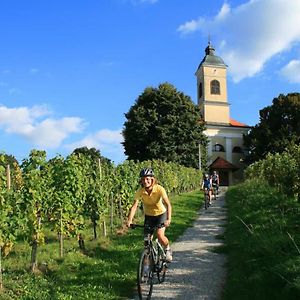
[196,42,250,185]
[195,42,230,125]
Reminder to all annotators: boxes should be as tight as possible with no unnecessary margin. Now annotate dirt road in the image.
[149,190,227,300]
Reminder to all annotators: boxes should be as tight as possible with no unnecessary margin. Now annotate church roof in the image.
[230,118,250,128]
[197,42,227,70]
[209,157,238,170]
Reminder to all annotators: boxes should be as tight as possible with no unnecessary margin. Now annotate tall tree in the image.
[72,147,112,165]
[244,93,300,163]
[123,82,207,168]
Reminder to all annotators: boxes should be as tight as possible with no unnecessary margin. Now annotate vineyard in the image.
[245,144,300,200]
[0,150,200,293]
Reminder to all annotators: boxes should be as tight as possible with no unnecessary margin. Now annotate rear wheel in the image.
[137,249,154,299]
[213,186,217,200]
[204,191,209,209]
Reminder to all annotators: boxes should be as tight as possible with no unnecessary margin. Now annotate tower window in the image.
[213,143,225,152]
[198,82,203,98]
[210,80,220,95]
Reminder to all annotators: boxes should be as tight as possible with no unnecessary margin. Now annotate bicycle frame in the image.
[131,224,167,299]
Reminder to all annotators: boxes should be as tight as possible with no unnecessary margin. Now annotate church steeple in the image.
[195,42,230,125]
[205,41,215,55]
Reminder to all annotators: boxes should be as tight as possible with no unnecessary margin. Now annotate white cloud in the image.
[280,60,300,83]
[66,129,125,163]
[177,18,206,36]
[29,118,85,148]
[177,0,300,82]
[216,3,231,20]
[0,105,85,148]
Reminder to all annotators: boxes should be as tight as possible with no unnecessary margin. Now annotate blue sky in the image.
[1,0,300,164]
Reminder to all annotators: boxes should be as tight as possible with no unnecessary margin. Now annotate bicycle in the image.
[130,223,168,300]
[212,183,218,201]
[203,188,210,210]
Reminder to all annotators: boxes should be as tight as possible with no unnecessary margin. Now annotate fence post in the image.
[6,164,11,190]
[118,198,123,225]
[98,158,102,181]
[110,194,114,234]
[102,220,107,237]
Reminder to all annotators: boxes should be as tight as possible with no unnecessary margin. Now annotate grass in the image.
[223,179,300,300]
[0,190,203,299]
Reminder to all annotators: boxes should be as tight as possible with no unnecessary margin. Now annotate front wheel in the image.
[137,249,154,299]
[157,249,167,283]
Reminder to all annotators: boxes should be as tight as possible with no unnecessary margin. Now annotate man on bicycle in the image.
[211,170,220,198]
[127,168,173,262]
[201,173,212,205]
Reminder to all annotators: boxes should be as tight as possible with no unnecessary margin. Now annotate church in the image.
[195,42,251,185]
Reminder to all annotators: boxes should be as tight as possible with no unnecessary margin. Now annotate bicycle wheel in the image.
[137,249,154,300]
[204,192,208,210]
[156,245,167,283]
[213,187,217,200]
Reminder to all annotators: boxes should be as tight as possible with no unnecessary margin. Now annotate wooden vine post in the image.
[0,165,11,289]
[6,164,11,190]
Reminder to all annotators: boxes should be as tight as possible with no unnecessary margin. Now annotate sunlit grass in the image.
[223,180,300,300]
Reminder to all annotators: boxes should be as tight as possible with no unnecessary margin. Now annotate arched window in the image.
[210,80,220,95]
[232,146,243,153]
[198,82,203,98]
[213,143,225,152]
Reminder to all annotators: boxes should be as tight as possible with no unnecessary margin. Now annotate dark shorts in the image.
[144,212,167,236]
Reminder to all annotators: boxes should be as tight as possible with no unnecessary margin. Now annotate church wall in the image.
[204,103,230,124]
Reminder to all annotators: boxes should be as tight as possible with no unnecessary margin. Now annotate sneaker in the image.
[165,249,173,262]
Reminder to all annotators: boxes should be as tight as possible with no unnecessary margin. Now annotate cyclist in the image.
[211,170,220,198]
[201,173,212,205]
[127,168,173,262]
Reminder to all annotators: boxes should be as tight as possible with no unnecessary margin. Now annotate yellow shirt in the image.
[134,184,167,216]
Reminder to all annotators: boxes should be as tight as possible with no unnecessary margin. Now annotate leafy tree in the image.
[244,93,300,163]
[72,146,112,165]
[123,82,207,168]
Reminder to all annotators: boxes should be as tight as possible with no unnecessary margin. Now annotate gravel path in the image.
[148,189,227,300]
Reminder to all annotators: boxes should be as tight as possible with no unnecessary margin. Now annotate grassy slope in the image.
[223,180,300,300]
[0,190,203,300]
